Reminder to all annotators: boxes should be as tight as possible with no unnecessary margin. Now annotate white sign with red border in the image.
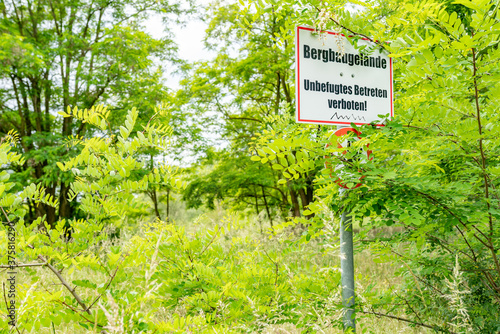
[295,26,393,126]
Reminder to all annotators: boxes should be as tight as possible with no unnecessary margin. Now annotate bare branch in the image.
[361,309,455,333]
[0,263,45,269]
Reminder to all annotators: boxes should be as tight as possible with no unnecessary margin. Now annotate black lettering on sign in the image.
[327,98,367,111]
[304,45,310,58]
[301,44,388,69]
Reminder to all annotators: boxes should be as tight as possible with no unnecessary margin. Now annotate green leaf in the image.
[78,322,90,330]
[452,0,479,10]
[72,279,97,289]
[119,126,129,139]
[383,171,397,179]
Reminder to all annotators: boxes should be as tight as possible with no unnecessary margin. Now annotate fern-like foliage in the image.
[0,133,56,218]
[56,105,186,220]
[58,104,110,131]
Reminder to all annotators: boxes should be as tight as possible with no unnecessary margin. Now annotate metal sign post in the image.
[335,126,360,332]
[326,124,374,332]
[325,126,371,333]
[340,187,355,331]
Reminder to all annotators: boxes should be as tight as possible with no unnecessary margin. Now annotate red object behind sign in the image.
[324,128,372,189]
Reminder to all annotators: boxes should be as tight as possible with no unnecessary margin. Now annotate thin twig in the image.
[55,300,106,331]
[262,248,279,287]
[383,242,445,297]
[22,241,91,316]
[0,263,45,269]
[43,258,91,315]
[86,261,122,312]
[413,189,490,247]
[472,46,500,277]
[361,309,455,333]
[199,225,220,257]
[313,6,387,49]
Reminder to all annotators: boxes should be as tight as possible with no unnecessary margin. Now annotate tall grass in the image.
[1,202,430,333]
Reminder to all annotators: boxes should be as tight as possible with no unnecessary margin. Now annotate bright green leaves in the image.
[118,107,138,140]
[191,0,500,332]
[0,133,57,215]
[56,105,182,220]
[453,0,484,11]
[58,104,110,131]
[250,113,319,183]
[272,163,283,170]
[21,183,59,208]
[130,218,342,331]
[0,32,44,73]
[72,279,97,289]
[1,0,182,231]
[250,155,261,161]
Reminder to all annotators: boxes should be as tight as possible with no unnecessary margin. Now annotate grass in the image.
[1,202,431,333]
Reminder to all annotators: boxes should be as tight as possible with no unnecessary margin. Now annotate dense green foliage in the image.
[178,2,316,220]
[1,0,500,333]
[248,0,500,332]
[0,0,183,225]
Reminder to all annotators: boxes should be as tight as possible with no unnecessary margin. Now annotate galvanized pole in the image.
[337,124,356,332]
[340,186,355,332]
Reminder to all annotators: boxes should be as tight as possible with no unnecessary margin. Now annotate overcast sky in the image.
[174,19,211,63]
[144,1,215,89]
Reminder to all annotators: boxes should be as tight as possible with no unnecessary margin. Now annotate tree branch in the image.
[313,5,387,50]
[361,309,455,333]
[472,46,500,276]
[0,263,45,269]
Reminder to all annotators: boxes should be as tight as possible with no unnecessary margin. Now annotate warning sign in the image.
[295,26,393,126]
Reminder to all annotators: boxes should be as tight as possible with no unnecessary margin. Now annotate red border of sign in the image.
[296,26,393,127]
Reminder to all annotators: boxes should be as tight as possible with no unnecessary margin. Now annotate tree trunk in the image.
[33,159,57,226]
[298,188,308,211]
[288,181,301,217]
[261,186,273,227]
[152,188,161,220]
[298,186,314,219]
[36,201,57,228]
[254,186,260,216]
[166,188,170,221]
[58,182,73,220]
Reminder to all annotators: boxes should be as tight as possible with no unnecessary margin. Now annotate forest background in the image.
[1,0,500,333]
